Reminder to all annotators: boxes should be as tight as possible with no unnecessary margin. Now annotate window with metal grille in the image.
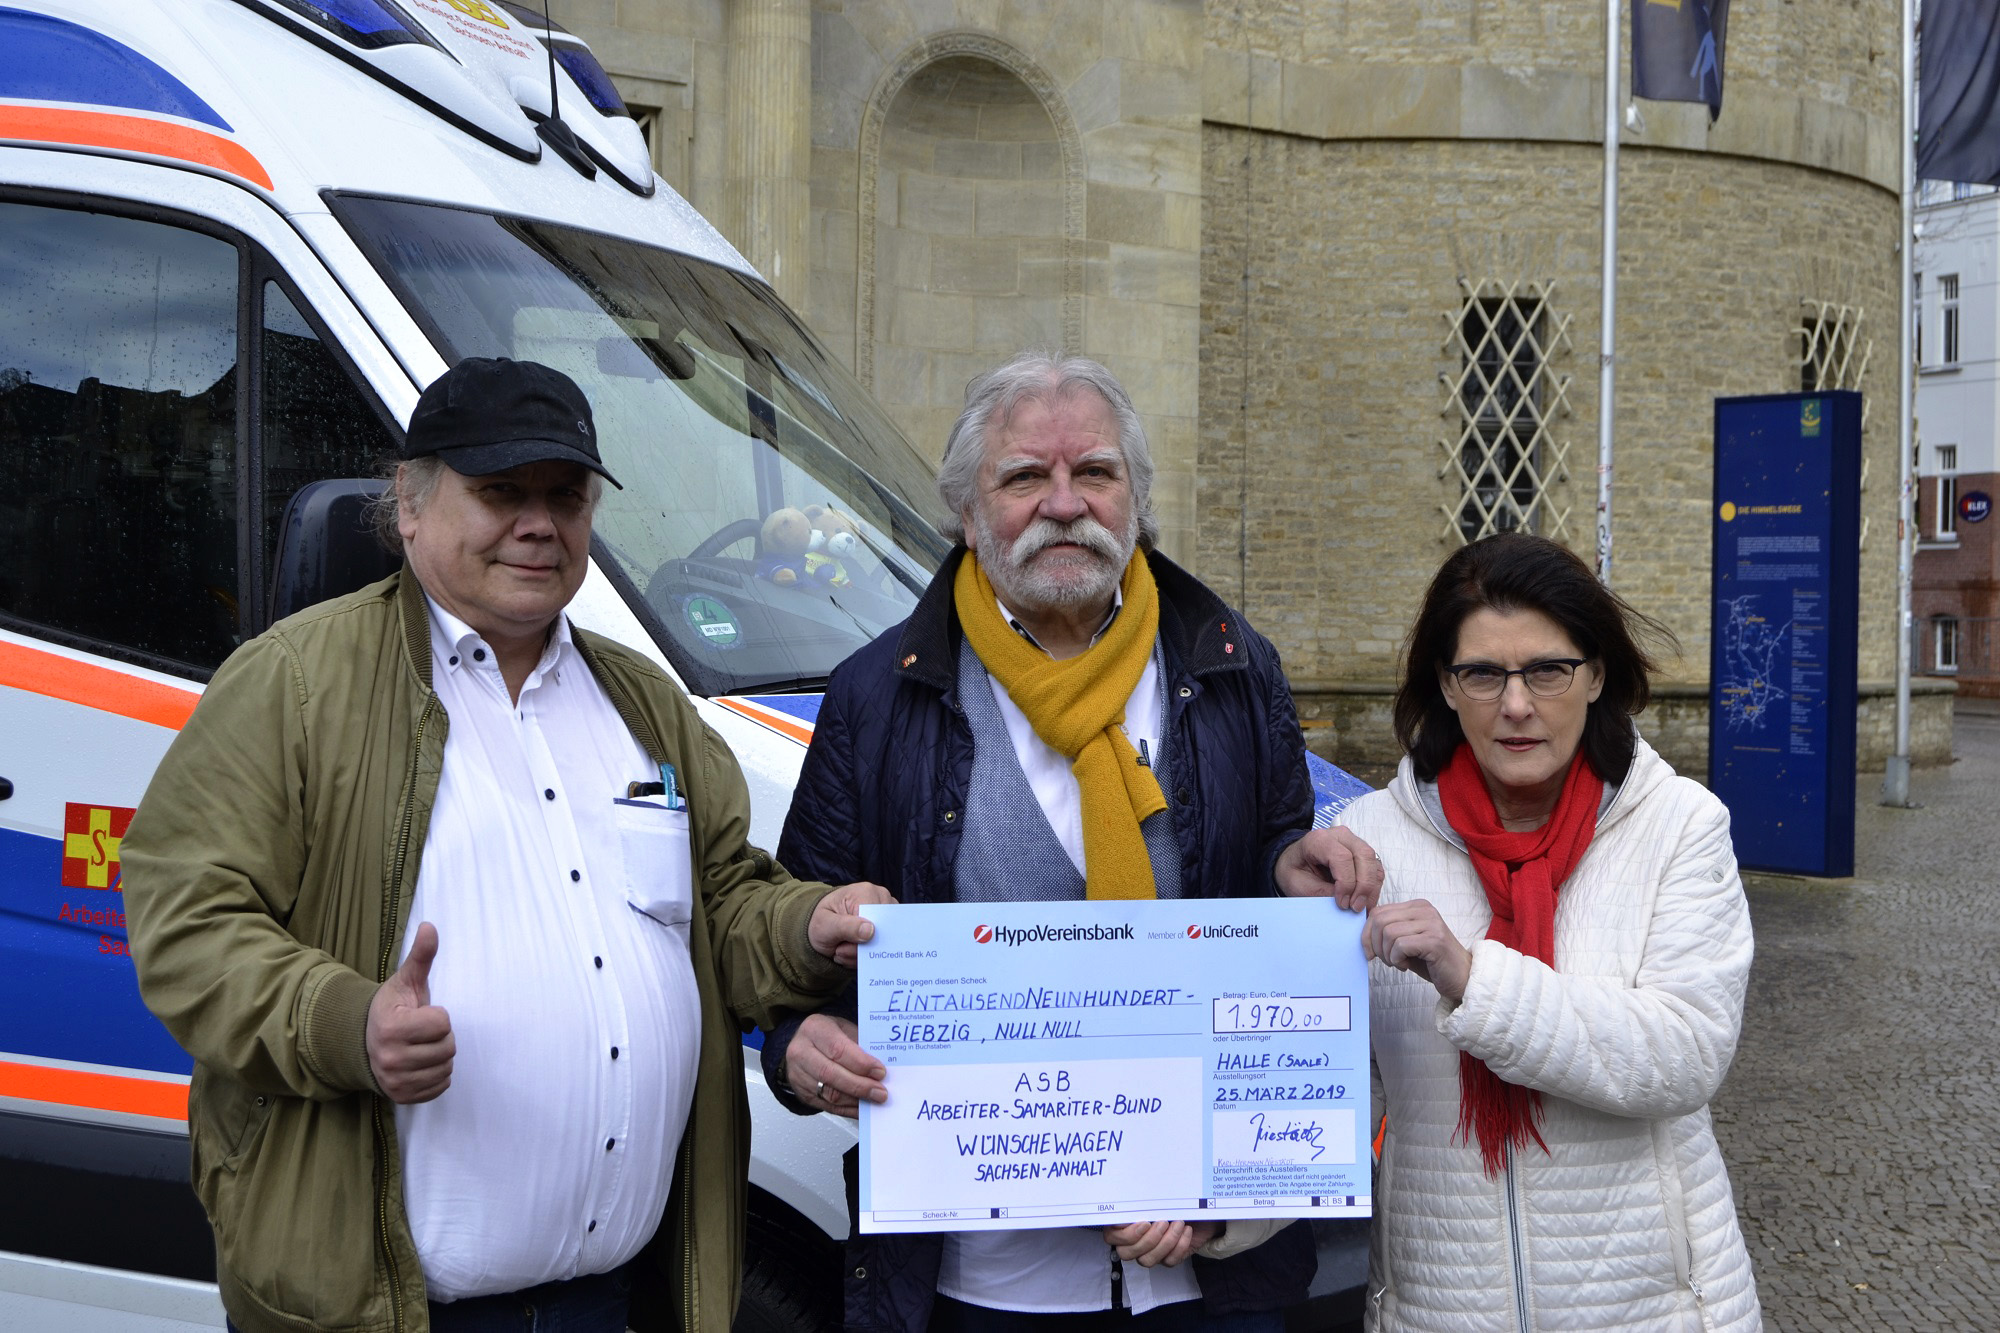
[1941,274,1960,364]
[1798,302,1871,398]
[1441,280,1574,544]
[1795,300,1876,548]
[1935,616,1960,672]
[1938,444,1959,537]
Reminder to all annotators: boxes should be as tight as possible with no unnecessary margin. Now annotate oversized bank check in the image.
[856,898,1371,1234]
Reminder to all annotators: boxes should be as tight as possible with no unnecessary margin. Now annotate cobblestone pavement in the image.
[1713,707,2000,1331]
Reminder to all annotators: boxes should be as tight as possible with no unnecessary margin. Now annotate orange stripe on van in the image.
[0,1061,188,1123]
[714,697,815,747]
[0,640,198,731]
[0,105,273,191]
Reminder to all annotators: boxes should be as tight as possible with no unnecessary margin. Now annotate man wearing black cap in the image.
[390,356,623,702]
[123,358,886,1333]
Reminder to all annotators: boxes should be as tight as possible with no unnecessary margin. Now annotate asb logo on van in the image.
[62,803,134,891]
[408,0,538,56]
[440,0,510,24]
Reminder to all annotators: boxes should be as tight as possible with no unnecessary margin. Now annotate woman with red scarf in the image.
[1340,534,1760,1332]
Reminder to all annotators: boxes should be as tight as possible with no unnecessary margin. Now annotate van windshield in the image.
[331,194,948,697]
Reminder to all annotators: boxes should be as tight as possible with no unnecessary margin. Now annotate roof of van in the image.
[0,1,754,277]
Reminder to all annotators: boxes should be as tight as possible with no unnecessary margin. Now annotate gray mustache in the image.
[1009,518,1122,563]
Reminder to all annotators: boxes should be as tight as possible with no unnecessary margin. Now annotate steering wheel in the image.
[646,517,772,610]
[685,517,764,561]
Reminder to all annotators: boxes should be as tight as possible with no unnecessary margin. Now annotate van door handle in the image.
[0,778,11,799]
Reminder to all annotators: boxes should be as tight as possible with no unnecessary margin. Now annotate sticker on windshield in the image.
[684,596,741,648]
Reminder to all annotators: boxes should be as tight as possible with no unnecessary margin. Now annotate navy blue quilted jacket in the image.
[762,546,1318,1333]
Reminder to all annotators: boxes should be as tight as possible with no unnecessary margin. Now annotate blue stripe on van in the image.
[0,825,192,1076]
[1306,751,1373,827]
[742,695,823,726]
[0,6,233,132]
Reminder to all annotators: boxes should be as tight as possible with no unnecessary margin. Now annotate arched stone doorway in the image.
[858,40,1083,463]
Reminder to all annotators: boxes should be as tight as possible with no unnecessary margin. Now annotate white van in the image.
[0,3,1371,1329]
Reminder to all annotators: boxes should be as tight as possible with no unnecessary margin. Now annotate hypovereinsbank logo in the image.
[977,922,1137,947]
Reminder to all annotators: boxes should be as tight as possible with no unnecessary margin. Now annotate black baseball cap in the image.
[403,357,622,489]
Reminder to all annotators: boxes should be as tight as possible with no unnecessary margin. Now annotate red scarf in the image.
[1435,742,1604,1177]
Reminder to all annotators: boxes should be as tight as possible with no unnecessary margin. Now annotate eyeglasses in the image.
[1443,658,1589,701]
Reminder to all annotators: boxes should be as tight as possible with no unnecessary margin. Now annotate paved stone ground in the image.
[1713,707,2000,1331]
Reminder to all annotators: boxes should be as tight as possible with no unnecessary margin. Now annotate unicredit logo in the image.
[1187,923,1261,940]
[973,924,994,943]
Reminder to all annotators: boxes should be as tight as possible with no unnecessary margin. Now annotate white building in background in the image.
[1914,182,2000,694]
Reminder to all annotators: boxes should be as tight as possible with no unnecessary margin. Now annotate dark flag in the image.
[1632,0,1731,121]
[1918,0,2000,184]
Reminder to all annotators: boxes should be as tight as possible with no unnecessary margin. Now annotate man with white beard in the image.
[758,351,1383,1333]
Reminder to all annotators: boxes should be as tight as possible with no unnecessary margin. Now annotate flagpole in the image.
[1597,0,1620,587]
[1883,0,1916,807]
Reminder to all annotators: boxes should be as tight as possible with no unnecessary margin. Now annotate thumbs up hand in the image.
[366,922,455,1104]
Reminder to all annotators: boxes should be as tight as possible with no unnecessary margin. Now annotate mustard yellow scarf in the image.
[953,550,1166,900]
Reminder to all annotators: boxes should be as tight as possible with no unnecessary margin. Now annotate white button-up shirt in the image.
[941,596,1197,1315]
[394,598,701,1302]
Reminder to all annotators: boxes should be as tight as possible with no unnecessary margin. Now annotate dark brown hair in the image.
[1392,533,1677,783]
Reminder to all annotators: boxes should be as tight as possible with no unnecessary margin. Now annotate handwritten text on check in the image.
[857,899,1372,1233]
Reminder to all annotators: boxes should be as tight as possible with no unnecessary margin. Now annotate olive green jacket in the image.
[123,570,849,1333]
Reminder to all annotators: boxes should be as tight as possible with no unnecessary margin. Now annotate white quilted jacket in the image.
[1339,738,1762,1333]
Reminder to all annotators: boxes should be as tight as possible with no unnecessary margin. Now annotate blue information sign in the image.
[1709,392,1860,876]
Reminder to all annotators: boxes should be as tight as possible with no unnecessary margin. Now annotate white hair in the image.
[369,456,446,555]
[935,350,1158,547]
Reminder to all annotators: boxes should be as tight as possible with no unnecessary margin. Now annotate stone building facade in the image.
[565,0,1948,770]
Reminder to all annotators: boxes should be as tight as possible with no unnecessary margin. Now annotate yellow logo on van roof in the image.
[439,0,509,26]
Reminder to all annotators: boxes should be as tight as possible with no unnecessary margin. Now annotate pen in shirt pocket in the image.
[625,762,687,810]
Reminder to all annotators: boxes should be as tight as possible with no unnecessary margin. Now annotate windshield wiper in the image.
[725,674,831,696]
